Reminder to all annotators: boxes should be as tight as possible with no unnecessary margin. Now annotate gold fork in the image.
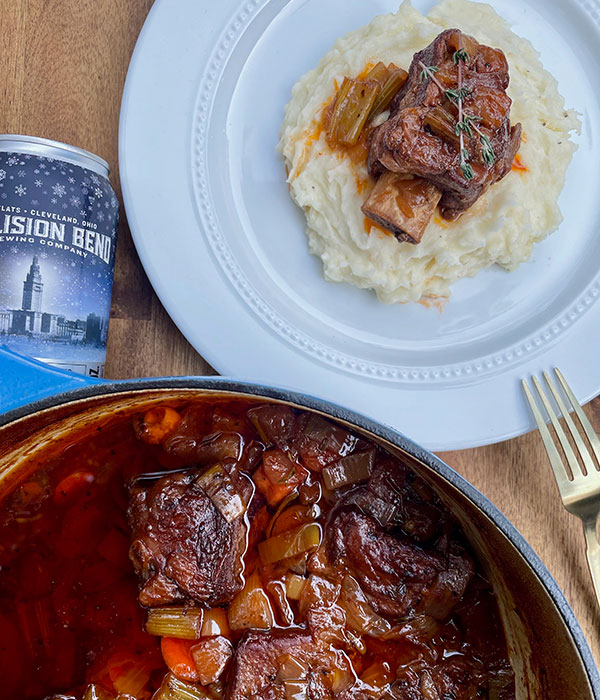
[522,368,600,606]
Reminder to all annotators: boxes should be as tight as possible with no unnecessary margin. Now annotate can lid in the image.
[0,134,110,177]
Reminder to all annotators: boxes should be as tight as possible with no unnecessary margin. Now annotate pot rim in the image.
[1,375,599,693]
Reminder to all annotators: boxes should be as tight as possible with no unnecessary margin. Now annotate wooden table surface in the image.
[2,0,599,676]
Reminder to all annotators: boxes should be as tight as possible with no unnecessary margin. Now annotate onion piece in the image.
[339,576,391,637]
[345,629,367,654]
[271,505,316,537]
[322,449,376,490]
[190,636,233,685]
[277,653,308,681]
[329,652,356,694]
[300,415,359,467]
[196,465,246,523]
[266,492,298,537]
[200,608,230,638]
[266,579,295,626]
[83,686,115,700]
[194,432,243,464]
[359,662,394,694]
[283,680,309,700]
[382,614,441,643]
[285,573,307,600]
[227,571,274,631]
[146,607,203,640]
[258,524,322,565]
[288,552,309,576]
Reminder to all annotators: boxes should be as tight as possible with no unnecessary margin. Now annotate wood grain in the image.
[1,0,599,675]
[0,0,214,379]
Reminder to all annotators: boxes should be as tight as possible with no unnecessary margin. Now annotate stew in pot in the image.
[0,399,516,699]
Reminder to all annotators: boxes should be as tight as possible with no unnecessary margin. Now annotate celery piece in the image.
[322,449,375,491]
[152,673,210,700]
[258,523,322,565]
[369,69,408,119]
[366,61,389,83]
[423,106,461,149]
[83,685,116,700]
[145,606,203,639]
[328,78,380,146]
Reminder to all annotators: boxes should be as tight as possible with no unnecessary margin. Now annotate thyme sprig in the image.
[453,48,470,64]
[419,33,496,180]
[419,65,439,82]
[480,134,495,164]
[455,35,472,180]
[418,61,446,91]
[445,87,472,103]
[455,113,481,138]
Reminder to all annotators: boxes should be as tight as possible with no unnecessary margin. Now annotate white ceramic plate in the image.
[119,0,600,451]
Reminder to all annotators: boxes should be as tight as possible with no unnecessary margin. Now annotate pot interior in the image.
[0,387,595,699]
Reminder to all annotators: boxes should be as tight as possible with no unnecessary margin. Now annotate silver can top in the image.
[0,134,110,178]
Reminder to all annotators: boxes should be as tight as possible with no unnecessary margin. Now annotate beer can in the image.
[0,135,119,378]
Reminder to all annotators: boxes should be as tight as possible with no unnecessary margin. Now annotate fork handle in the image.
[583,517,600,607]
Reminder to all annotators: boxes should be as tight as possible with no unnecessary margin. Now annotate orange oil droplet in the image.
[512,153,527,172]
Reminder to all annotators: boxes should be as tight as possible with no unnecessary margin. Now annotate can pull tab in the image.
[0,346,103,416]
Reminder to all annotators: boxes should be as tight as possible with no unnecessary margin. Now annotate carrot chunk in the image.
[134,406,181,445]
[53,471,95,503]
[253,450,308,506]
[161,637,200,683]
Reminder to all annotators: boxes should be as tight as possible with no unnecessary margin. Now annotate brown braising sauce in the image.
[0,400,516,699]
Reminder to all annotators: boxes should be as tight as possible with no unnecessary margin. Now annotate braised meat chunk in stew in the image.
[0,399,516,700]
[326,508,474,620]
[367,29,521,222]
[128,465,252,607]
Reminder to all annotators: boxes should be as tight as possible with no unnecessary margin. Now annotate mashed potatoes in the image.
[278,0,580,303]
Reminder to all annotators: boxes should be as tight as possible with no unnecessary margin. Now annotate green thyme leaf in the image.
[455,120,473,138]
[419,65,439,83]
[453,48,470,64]
[461,162,475,180]
[446,87,471,102]
[480,134,496,165]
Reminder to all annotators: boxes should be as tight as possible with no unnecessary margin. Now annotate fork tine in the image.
[554,368,600,469]
[522,379,572,491]
[531,375,582,477]
[543,371,595,476]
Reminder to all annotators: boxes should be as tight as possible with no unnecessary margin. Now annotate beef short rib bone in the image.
[362,173,442,243]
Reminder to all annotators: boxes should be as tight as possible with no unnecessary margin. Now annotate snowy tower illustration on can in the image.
[0,134,119,377]
[22,255,43,312]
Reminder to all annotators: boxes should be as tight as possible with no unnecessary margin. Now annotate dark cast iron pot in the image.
[0,346,598,698]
